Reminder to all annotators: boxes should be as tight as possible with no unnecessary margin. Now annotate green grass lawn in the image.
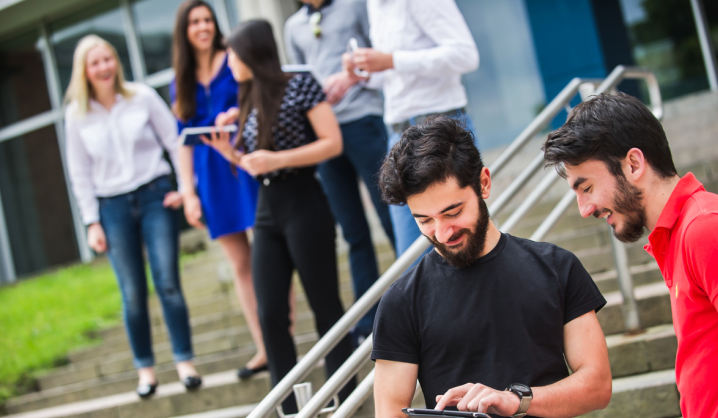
[0,259,122,406]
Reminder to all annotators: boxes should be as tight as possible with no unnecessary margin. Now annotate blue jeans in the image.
[317,115,395,337]
[99,176,193,368]
[388,111,478,257]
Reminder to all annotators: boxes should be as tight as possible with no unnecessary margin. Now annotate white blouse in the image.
[65,82,182,225]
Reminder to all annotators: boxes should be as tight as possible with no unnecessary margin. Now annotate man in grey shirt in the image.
[284,0,395,346]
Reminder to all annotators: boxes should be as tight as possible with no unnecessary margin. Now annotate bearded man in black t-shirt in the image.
[372,117,612,418]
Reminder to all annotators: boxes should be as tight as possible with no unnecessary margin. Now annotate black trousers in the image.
[252,170,355,414]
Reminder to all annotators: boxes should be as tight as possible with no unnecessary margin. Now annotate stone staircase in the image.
[6,90,718,418]
[7,163,710,418]
[3,237,396,418]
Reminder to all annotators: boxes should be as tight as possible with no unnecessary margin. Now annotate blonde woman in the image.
[64,35,201,398]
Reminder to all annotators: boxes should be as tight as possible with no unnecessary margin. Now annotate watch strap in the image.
[514,393,532,417]
[506,385,532,418]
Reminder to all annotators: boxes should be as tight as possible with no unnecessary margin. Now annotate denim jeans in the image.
[317,115,395,337]
[99,176,193,368]
[388,110,478,257]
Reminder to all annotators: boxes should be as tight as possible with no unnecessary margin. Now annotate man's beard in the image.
[602,175,647,243]
[426,195,491,268]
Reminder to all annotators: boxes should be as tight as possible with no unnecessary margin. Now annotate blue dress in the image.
[170,56,259,239]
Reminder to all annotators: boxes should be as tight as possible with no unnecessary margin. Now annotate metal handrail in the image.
[246,66,662,418]
[245,236,430,418]
[528,66,663,333]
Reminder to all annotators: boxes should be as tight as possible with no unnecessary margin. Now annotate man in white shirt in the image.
[342,0,479,256]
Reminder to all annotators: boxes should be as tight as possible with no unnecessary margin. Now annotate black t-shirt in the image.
[371,233,606,414]
[242,73,325,179]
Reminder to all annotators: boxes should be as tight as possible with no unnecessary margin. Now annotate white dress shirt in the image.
[366,0,479,125]
[65,82,182,225]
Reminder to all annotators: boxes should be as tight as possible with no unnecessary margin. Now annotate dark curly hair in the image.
[543,92,676,179]
[379,117,483,205]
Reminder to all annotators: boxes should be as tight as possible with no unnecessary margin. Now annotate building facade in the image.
[0,0,716,282]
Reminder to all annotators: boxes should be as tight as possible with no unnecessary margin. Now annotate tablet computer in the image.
[282,64,312,73]
[402,408,490,418]
[180,125,237,146]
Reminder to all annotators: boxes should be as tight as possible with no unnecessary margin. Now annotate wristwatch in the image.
[506,383,532,417]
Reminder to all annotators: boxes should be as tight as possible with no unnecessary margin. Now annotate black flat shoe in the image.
[137,382,158,399]
[237,364,268,379]
[183,375,202,391]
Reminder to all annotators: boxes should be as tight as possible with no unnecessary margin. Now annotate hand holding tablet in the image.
[179,125,238,147]
[402,408,489,418]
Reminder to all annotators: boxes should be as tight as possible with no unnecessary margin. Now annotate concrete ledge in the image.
[597,282,672,336]
[583,369,679,418]
[606,324,676,378]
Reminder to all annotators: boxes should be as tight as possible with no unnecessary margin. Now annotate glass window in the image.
[456,0,546,150]
[50,3,133,95]
[224,0,240,29]
[0,30,52,128]
[0,128,79,277]
[132,0,186,76]
[619,0,718,100]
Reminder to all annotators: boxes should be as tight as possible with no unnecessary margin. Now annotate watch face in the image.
[513,384,530,393]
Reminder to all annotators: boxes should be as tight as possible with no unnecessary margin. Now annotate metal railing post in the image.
[120,0,147,82]
[0,185,16,283]
[38,24,94,264]
[690,0,718,91]
[609,232,641,332]
[295,336,373,418]
[332,369,376,418]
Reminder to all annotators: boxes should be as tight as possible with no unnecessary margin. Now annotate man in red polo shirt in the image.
[542,92,718,418]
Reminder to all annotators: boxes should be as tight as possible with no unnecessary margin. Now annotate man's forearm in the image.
[527,367,611,417]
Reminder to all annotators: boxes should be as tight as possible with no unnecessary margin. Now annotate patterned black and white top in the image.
[242,73,326,180]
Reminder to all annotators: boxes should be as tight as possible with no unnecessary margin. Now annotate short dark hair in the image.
[543,92,677,179]
[379,117,483,205]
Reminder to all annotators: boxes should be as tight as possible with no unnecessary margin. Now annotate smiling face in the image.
[85,45,117,94]
[186,5,216,52]
[407,175,491,267]
[565,159,647,243]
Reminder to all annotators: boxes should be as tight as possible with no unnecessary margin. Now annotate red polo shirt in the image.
[644,173,718,418]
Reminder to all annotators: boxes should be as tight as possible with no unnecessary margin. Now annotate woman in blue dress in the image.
[170,0,271,377]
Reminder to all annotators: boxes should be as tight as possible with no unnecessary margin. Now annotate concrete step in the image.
[8,333,322,414]
[102,246,395,342]
[592,261,663,295]
[6,360,377,418]
[66,264,369,365]
[37,307,330,392]
[66,303,323,366]
[4,367,311,418]
[92,240,394,343]
[606,324,676,378]
[170,404,258,418]
[583,369,680,418]
[63,279,361,369]
[572,240,654,276]
[597,282,672,336]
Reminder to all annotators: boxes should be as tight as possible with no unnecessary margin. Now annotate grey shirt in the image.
[284,0,384,125]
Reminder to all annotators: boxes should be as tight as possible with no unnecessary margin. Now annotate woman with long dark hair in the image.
[202,19,355,414]
[64,35,201,398]
[170,0,272,378]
